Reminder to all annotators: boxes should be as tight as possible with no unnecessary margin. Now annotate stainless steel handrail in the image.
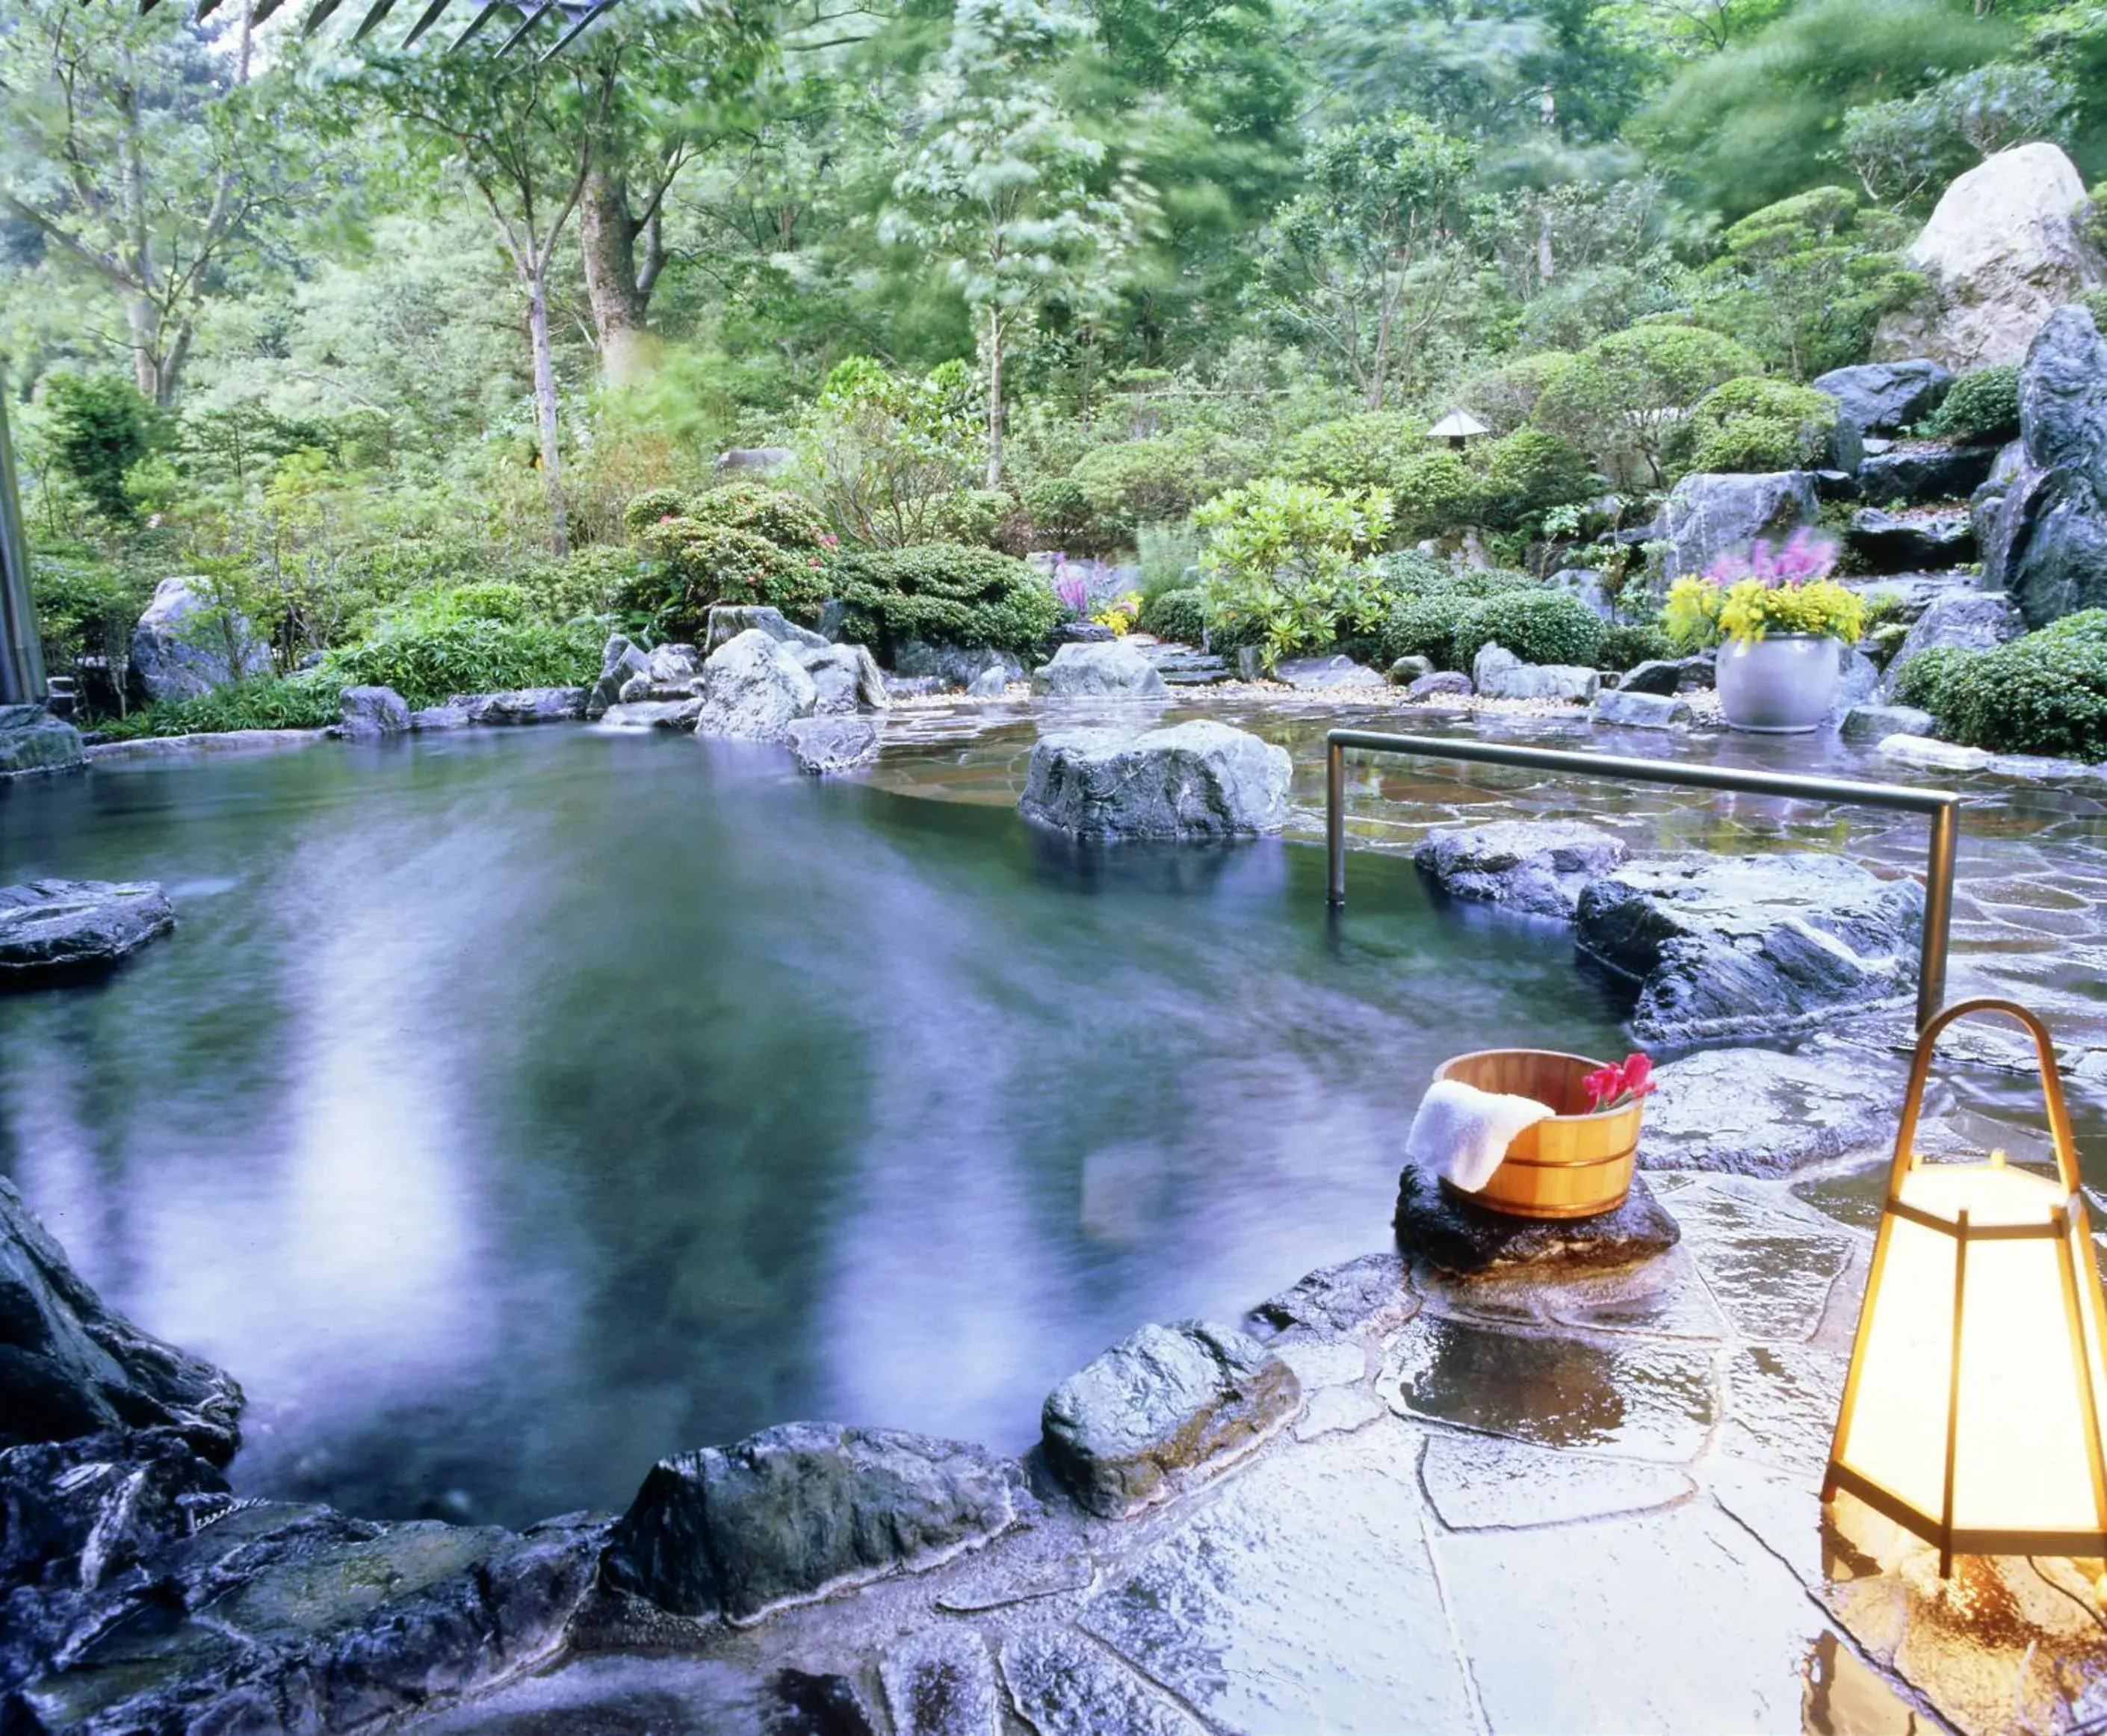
[1324,729,1963,1032]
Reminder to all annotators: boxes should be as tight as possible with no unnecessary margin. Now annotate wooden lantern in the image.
[1434,1049,1643,1221]
[1824,998,2107,1576]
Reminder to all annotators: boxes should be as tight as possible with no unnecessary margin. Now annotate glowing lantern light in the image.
[1825,998,2107,1576]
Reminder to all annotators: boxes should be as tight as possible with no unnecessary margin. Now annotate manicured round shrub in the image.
[829,543,1061,654]
[930,489,1015,548]
[1459,351,1575,434]
[1896,611,2107,759]
[1068,440,1207,535]
[1138,586,1209,645]
[1596,622,1674,671]
[1373,567,1535,669]
[684,480,832,553]
[1920,366,2020,445]
[1387,449,1484,542]
[632,517,829,636]
[1450,589,1604,672]
[1274,413,1425,492]
[1020,477,1098,551]
[622,486,692,536]
[1679,377,1843,475]
[1476,429,1597,530]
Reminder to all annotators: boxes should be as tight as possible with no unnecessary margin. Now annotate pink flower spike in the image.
[1583,1064,1622,1110]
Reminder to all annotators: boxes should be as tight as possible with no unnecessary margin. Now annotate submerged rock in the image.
[1040,1321,1300,1519]
[788,715,879,774]
[336,684,410,738]
[1273,654,1385,691]
[796,641,889,714]
[126,575,273,707]
[691,629,820,743]
[1019,721,1291,840]
[1414,820,1627,920]
[1030,642,1169,700]
[0,704,84,778]
[0,879,176,984]
[1576,853,1925,1043]
[461,686,588,725]
[0,1177,241,1460]
[1393,1170,1680,1277]
[1470,644,1597,703]
[603,1422,1033,1622]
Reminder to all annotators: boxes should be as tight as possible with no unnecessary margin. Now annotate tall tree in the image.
[884,0,1143,485]
[0,0,306,403]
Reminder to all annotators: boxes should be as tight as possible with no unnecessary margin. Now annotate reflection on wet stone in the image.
[1419,1433,1692,1529]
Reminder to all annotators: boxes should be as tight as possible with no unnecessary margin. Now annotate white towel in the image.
[1405,1078,1556,1193]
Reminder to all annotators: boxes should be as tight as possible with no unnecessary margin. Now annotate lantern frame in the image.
[1823,997,2107,1575]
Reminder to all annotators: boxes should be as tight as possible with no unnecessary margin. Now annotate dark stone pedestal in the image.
[1393,1170,1680,1277]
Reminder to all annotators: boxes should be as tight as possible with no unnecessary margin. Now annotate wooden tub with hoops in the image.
[1434,1049,1645,1220]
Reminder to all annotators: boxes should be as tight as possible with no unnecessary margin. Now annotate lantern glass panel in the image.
[1837,1208,1956,1518]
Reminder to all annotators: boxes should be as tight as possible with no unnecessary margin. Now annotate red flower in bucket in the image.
[1583,1053,1656,1112]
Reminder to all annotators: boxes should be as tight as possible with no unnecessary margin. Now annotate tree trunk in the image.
[525,269,569,556]
[985,307,1004,489]
[578,164,655,387]
[126,297,164,404]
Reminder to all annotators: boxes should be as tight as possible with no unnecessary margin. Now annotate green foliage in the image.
[623,488,693,536]
[1677,377,1844,475]
[1449,589,1604,672]
[1896,613,2107,759]
[633,517,830,636]
[1370,560,1532,669]
[517,546,648,622]
[1274,413,1426,491]
[798,358,980,548]
[1194,477,1394,667]
[1068,440,1210,537]
[1459,353,1577,435]
[1137,586,1209,645]
[1476,430,1597,531]
[324,616,601,712]
[685,480,834,553]
[1135,520,1201,600]
[1843,64,2077,209]
[1385,450,1482,542]
[28,553,155,681]
[1921,367,2023,445]
[1533,326,1763,483]
[38,374,158,522]
[1597,623,1675,672]
[930,489,1015,548]
[828,543,1059,654]
[96,673,344,741]
[1019,477,1100,552]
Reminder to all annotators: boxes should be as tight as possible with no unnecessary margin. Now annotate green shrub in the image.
[1597,622,1674,671]
[1387,449,1485,542]
[1068,440,1207,536]
[632,516,830,636]
[413,580,533,624]
[1136,521,1201,601]
[1273,413,1425,492]
[1020,477,1099,551]
[324,618,602,711]
[1476,430,1597,530]
[1896,610,2107,759]
[516,546,647,622]
[1451,589,1604,672]
[1371,565,1535,669]
[622,486,693,536]
[685,480,832,552]
[96,672,344,740]
[1459,352,1576,434]
[1533,324,1764,483]
[829,543,1059,654]
[1920,365,2020,445]
[1194,478,1395,668]
[930,489,1015,548]
[1678,377,1843,475]
[1138,586,1209,645]
[29,554,155,684]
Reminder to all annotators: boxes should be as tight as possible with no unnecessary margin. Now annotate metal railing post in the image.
[1322,730,1964,1033]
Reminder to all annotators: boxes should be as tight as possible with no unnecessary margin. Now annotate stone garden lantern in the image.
[1426,410,1488,453]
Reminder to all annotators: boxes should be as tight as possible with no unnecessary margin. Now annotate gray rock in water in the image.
[0,1177,241,1460]
[1273,654,1385,690]
[705,605,830,655]
[600,699,701,731]
[587,633,652,719]
[796,642,888,713]
[0,704,84,778]
[126,576,273,707]
[966,666,1009,698]
[1661,471,1819,581]
[788,715,879,774]
[461,686,588,725]
[1405,671,1473,701]
[1639,1043,1907,1176]
[1031,642,1170,699]
[603,1422,1033,1622]
[1393,1170,1680,1277]
[1576,852,1925,1043]
[647,643,701,684]
[0,879,176,983]
[1020,721,1291,840]
[1593,689,1693,731]
[1386,654,1435,686]
[1039,1321,1300,1519]
[894,641,1026,689]
[1812,360,1955,435]
[1472,643,1598,702]
[1414,819,1627,920]
[337,684,410,738]
[1841,703,1935,743]
[1878,734,1992,771]
[692,629,820,743]
[411,702,471,731]
[1845,508,1975,572]
[1881,589,2023,693]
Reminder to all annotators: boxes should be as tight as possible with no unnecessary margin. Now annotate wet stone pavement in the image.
[409,693,2107,1734]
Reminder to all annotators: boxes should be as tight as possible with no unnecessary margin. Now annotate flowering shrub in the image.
[1090,592,1143,636]
[1583,1053,1656,1112]
[1663,530,1863,648]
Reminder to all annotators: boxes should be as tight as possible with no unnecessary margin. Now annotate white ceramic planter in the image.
[1715,634,1842,734]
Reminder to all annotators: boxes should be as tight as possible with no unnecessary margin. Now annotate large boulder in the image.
[602,1423,1033,1621]
[1592,689,1694,731]
[1881,589,2024,693]
[1812,361,1954,436]
[1660,471,1819,582]
[1031,641,1170,700]
[1414,819,1627,920]
[691,629,820,743]
[460,686,588,725]
[1471,643,1598,702]
[336,684,410,738]
[787,715,879,774]
[894,641,1027,689]
[1393,1171,1680,1277]
[0,880,176,983]
[1977,305,2107,625]
[1577,853,1925,1044]
[0,1176,241,1461]
[126,576,273,707]
[586,633,651,719]
[1018,721,1291,840]
[0,704,84,778]
[704,605,829,655]
[1845,509,1974,573]
[794,641,889,713]
[1039,1321,1300,1519]
[1875,143,2106,371]
[1856,446,1999,506]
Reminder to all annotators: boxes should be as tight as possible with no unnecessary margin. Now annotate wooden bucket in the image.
[1433,1049,1644,1221]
